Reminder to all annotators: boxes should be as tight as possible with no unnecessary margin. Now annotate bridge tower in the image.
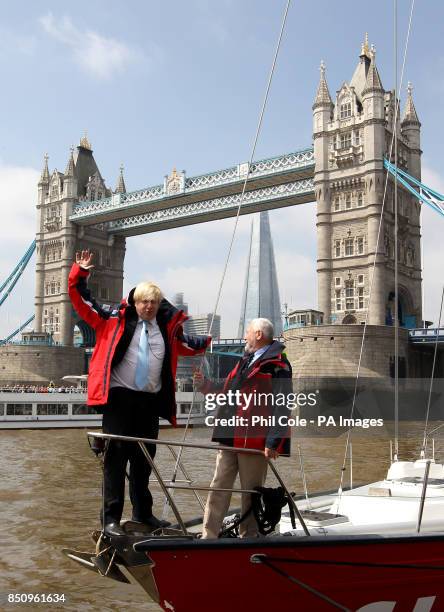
[313,36,422,327]
[34,136,126,346]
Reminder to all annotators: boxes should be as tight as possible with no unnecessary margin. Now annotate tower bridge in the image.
[2,35,443,386]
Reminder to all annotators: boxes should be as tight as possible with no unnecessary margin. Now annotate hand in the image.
[265,447,279,460]
[76,249,94,270]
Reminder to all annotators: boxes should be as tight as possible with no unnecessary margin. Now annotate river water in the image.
[0,423,442,611]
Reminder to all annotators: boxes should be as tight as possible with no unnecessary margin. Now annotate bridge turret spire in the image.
[64,146,76,177]
[39,153,50,184]
[362,46,383,93]
[402,82,420,126]
[115,164,127,194]
[313,60,333,108]
[360,32,371,59]
[79,130,92,151]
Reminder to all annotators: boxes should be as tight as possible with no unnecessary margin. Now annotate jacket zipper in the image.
[102,320,122,396]
[243,357,283,447]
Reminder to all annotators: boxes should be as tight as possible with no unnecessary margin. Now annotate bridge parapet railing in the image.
[70,148,314,220]
[409,328,444,341]
[107,179,314,233]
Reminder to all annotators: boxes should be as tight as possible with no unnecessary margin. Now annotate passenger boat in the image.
[0,378,206,429]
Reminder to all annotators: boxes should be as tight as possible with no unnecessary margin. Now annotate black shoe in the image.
[132,515,171,529]
[103,521,126,537]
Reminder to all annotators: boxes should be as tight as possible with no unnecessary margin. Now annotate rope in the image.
[164,0,293,507]
[335,0,416,504]
[252,555,351,611]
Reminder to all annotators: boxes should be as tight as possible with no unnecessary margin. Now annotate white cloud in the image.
[39,12,143,80]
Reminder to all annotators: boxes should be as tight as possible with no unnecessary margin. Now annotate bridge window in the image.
[357,237,364,254]
[345,194,352,209]
[358,287,364,309]
[340,102,352,119]
[354,131,361,146]
[357,192,363,207]
[335,277,341,287]
[335,291,342,311]
[334,197,340,211]
[345,238,354,256]
[357,274,364,285]
[345,278,355,310]
[334,240,341,257]
[339,132,352,149]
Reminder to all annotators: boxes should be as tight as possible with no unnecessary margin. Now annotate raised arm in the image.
[68,250,113,330]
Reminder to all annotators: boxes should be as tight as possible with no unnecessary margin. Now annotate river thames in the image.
[1,423,441,611]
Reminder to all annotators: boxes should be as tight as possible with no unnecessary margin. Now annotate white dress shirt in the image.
[249,344,270,366]
[110,318,166,393]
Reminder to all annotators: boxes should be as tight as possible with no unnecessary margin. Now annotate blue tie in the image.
[135,321,149,390]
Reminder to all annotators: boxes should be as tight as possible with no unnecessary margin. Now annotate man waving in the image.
[69,250,211,536]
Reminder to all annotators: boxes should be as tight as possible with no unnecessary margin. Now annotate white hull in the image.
[280,458,444,537]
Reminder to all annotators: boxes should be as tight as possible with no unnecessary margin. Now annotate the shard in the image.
[238,211,283,337]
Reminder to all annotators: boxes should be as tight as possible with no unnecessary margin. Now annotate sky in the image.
[1,0,444,338]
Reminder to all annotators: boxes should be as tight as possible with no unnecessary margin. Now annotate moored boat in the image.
[63,433,444,612]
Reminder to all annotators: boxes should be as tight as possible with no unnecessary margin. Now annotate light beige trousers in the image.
[201,449,267,538]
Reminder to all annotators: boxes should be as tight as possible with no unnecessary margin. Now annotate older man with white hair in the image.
[195,317,292,538]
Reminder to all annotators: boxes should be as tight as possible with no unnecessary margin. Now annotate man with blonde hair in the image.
[69,250,211,537]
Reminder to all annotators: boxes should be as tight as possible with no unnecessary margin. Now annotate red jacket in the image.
[201,341,292,453]
[68,263,210,425]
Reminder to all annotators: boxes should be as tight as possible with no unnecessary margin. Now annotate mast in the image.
[393,0,399,461]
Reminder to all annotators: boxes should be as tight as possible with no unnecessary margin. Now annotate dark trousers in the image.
[102,387,160,525]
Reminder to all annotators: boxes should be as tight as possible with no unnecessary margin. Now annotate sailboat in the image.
[63,2,444,611]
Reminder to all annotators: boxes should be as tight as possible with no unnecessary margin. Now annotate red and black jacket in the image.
[68,263,210,425]
[201,341,292,454]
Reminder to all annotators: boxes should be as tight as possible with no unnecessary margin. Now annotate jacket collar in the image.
[249,340,285,363]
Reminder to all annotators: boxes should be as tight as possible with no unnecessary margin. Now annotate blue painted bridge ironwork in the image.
[69,147,315,236]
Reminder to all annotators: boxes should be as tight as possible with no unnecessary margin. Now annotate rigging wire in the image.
[394,0,399,461]
[335,0,416,501]
[421,285,444,454]
[164,0,292,504]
